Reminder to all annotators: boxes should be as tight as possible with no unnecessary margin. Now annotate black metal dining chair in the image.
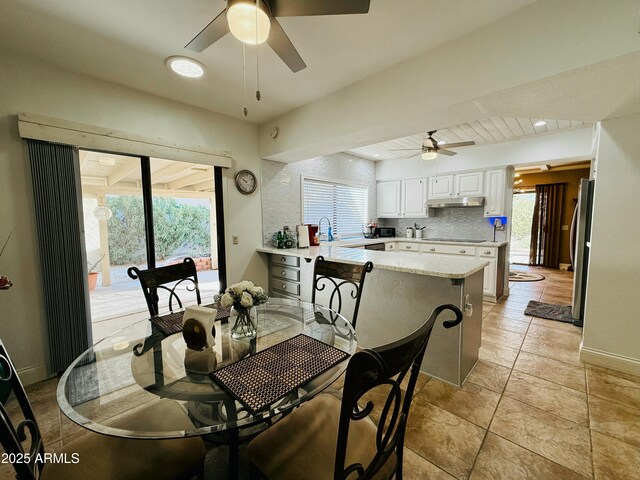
[0,339,206,480]
[311,256,374,329]
[128,257,202,317]
[247,303,464,480]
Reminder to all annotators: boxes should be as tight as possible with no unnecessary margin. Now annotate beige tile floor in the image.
[3,266,640,479]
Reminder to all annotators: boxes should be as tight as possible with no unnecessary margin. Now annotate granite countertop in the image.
[257,243,489,279]
[335,237,508,248]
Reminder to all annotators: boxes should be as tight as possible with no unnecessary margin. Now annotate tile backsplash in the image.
[261,153,377,245]
[380,207,508,242]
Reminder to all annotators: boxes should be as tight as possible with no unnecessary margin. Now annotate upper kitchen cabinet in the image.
[484,169,506,217]
[428,175,455,199]
[429,172,484,199]
[401,178,429,218]
[377,180,401,217]
[378,179,428,218]
[455,171,484,196]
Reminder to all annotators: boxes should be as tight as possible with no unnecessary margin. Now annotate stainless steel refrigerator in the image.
[570,178,595,326]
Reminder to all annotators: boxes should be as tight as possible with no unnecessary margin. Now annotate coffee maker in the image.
[306,224,320,246]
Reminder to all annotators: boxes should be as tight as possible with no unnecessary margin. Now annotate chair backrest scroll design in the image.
[334,303,463,480]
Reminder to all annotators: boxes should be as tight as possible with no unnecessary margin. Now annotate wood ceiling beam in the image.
[107,162,139,186]
[168,171,213,190]
[152,162,193,183]
[190,179,215,192]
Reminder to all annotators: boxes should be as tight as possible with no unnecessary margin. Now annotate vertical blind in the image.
[303,178,368,237]
[28,140,90,373]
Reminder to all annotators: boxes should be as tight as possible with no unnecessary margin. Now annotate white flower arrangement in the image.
[215,280,268,311]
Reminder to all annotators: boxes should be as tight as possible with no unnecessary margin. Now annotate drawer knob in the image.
[484,250,491,254]
[406,246,411,249]
[280,257,286,262]
[460,249,466,253]
[430,248,435,252]
[281,284,286,289]
[281,271,286,276]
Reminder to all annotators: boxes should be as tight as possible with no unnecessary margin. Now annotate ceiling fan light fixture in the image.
[166,56,205,78]
[227,1,271,45]
[534,120,547,127]
[421,150,438,161]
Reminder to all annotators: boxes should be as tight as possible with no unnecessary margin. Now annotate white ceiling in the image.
[348,117,592,161]
[0,0,536,124]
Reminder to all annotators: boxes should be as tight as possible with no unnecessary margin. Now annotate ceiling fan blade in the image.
[443,141,476,148]
[266,17,306,72]
[438,149,457,156]
[389,148,422,151]
[270,0,370,17]
[185,9,229,52]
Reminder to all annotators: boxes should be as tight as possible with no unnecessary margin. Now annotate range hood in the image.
[426,196,485,208]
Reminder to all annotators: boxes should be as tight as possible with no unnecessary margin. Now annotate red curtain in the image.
[529,183,565,268]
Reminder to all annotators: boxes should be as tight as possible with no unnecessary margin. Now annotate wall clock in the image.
[235,169,257,195]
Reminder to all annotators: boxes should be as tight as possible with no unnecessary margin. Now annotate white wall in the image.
[259,0,640,162]
[0,49,266,383]
[581,112,640,374]
[376,128,593,180]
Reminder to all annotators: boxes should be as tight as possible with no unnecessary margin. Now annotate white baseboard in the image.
[559,263,571,271]
[17,364,50,386]
[580,343,640,376]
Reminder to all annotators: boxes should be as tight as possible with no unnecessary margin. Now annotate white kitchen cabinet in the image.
[377,180,401,217]
[484,169,506,217]
[401,178,429,217]
[428,175,454,199]
[483,259,497,296]
[455,171,484,196]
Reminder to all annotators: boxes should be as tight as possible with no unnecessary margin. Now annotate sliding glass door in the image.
[79,150,224,340]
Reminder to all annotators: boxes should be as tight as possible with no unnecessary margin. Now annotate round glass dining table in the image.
[56,298,357,440]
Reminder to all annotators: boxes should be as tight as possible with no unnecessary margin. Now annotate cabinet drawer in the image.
[271,277,300,296]
[385,242,397,251]
[272,265,300,282]
[478,247,497,258]
[420,244,476,256]
[397,242,420,252]
[271,254,300,268]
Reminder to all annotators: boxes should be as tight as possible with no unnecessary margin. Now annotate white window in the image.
[302,177,368,238]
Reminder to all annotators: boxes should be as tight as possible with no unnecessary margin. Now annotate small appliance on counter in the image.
[406,227,414,238]
[272,226,297,249]
[297,225,310,248]
[363,220,378,239]
[306,224,320,246]
[374,227,396,238]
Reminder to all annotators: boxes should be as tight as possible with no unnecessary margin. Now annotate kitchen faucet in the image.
[318,216,334,242]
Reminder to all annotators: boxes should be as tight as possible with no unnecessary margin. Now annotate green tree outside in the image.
[106,196,211,265]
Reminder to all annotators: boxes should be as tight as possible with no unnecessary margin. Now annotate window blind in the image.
[303,178,368,238]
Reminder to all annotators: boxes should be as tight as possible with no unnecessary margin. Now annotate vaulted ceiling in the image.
[0,0,536,123]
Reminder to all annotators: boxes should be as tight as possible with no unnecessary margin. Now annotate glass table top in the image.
[57,298,356,439]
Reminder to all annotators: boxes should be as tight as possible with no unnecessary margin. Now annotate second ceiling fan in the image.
[390,131,476,160]
[185,0,371,72]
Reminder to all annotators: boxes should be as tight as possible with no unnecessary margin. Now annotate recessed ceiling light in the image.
[373,154,380,157]
[534,120,547,127]
[165,56,205,78]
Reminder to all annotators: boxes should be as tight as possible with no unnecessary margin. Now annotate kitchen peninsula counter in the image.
[257,243,489,279]
[258,240,488,387]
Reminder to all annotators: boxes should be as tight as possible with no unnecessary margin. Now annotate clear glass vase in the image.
[230,305,257,340]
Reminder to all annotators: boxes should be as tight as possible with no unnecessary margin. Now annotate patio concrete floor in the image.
[89,268,220,341]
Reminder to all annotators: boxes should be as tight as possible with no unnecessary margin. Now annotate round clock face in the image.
[235,170,257,195]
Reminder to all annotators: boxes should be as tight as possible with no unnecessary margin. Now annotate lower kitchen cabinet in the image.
[268,253,313,301]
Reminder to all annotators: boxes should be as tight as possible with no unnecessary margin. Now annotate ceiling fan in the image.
[390,130,476,160]
[185,0,371,72]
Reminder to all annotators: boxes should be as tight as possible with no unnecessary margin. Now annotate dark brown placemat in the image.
[150,304,231,335]
[210,334,350,414]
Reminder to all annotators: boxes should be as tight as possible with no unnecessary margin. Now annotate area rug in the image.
[525,300,574,324]
[509,270,545,282]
